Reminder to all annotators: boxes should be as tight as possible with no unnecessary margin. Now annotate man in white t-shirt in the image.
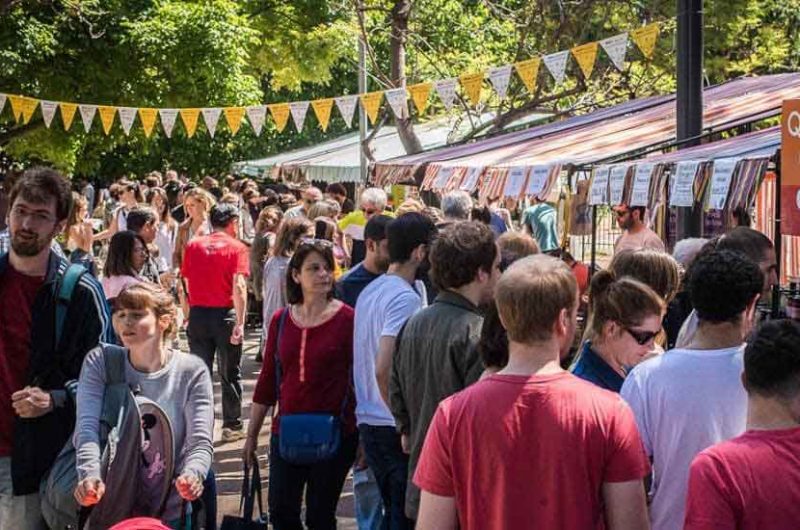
[621,249,764,530]
[354,212,437,529]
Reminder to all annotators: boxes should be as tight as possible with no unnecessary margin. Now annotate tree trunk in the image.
[390,0,423,154]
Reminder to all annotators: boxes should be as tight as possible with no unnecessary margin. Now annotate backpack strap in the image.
[102,343,128,385]
[55,263,86,349]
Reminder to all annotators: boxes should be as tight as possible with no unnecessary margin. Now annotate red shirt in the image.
[685,427,800,529]
[414,372,650,530]
[0,266,44,456]
[181,232,249,308]
[253,304,356,435]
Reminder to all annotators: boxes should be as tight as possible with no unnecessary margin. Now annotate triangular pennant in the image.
[40,101,58,128]
[246,105,267,136]
[139,108,158,138]
[8,95,24,122]
[268,103,290,133]
[487,65,513,100]
[543,50,570,85]
[334,95,358,128]
[631,23,660,59]
[359,92,383,125]
[600,33,629,71]
[79,104,97,132]
[20,97,38,124]
[311,99,334,132]
[514,58,541,93]
[459,72,484,107]
[408,83,432,115]
[571,42,599,80]
[117,107,137,136]
[180,108,201,138]
[98,106,116,135]
[289,101,310,132]
[60,103,77,131]
[384,88,408,119]
[0,94,6,116]
[159,108,179,138]
[223,107,245,135]
[201,107,222,137]
[433,78,458,111]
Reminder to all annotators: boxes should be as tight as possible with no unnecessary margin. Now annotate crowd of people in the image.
[0,165,798,530]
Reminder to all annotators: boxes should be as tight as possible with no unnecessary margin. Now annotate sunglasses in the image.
[614,209,630,218]
[361,207,378,216]
[624,326,660,346]
[298,237,334,249]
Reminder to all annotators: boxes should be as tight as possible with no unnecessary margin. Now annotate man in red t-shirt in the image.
[685,319,800,529]
[413,255,650,530]
[181,202,249,443]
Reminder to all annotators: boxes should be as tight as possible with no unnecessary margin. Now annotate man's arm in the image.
[416,491,457,530]
[375,335,396,408]
[602,480,650,530]
[389,326,410,442]
[231,272,247,345]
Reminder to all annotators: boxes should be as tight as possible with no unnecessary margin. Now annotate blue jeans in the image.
[358,425,413,530]
[353,466,383,530]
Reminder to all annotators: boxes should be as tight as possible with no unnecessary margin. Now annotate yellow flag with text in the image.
[360,92,384,125]
[631,23,660,59]
[180,108,201,138]
[459,73,484,107]
[408,83,432,115]
[139,108,158,137]
[311,99,334,131]
[224,107,246,135]
[515,58,541,93]
[571,42,599,79]
[20,97,39,124]
[98,106,116,135]
[8,95,25,122]
[268,103,291,133]
[60,103,77,130]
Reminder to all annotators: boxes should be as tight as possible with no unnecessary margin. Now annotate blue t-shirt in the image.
[522,202,559,252]
[571,341,625,393]
[335,263,381,308]
[489,212,507,236]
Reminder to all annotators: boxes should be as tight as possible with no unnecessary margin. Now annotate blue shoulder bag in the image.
[273,308,347,465]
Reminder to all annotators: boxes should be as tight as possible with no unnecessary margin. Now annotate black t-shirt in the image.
[335,263,380,307]
[342,198,355,215]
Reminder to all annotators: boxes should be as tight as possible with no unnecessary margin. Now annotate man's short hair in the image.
[10,167,72,222]
[360,187,388,210]
[430,222,497,290]
[126,206,158,234]
[386,212,437,264]
[325,183,347,197]
[209,203,240,229]
[744,319,800,400]
[688,250,763,323]
[716,227,774,265]
[364,214,392,242]
[496,255,577,343]
[440,190,473,220]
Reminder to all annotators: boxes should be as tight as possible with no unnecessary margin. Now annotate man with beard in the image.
[353,212,436,530]
[0,167,112,529]
[612,204,665,254]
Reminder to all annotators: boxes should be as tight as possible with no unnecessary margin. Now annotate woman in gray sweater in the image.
[73,282,214,526]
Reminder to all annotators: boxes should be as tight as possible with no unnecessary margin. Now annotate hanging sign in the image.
[139,108,158,138]
[630,163,655,207]
[460,166,483,192]
[504,166,529,198]
[311,99,334,131]
[202,107,222,137]
[571,42,599,80]
[384,88,408,119]
[526,165,551,197]
[514,58,541,93]
[223,107,245,135]
[159,109,178,138]
[589,165,610,205]
[359,92,383,125]
[60,103,78,131]
[708,158,738,210]
[408,83,432,115]
[459,72,484,107]
[118,107,138,135]
[631,23,660,59]
[600,33,629,71]
[98,106,116,135]
[79,104,97,132]
[268,103,290,133]
[670,161,700,207]
[781,100,800,234]
[289,101,309,132]
[246,105,267,136]
[432,166,455,190]
[487,65,513,100]
[335,95,358,127]
[434,78,458,111]
[180,108,201,138]
[543,51,570,85]
[40,100,58,128]
[608,164,629,205]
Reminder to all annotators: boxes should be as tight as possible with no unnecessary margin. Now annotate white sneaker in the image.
[220,428,247,443]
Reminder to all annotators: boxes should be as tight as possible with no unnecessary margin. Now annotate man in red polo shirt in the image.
[182,202,249,443]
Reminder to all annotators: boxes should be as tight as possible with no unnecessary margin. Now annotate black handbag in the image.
[220,464,268,530]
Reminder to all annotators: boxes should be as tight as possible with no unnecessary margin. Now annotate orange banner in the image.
[782,100,800,234]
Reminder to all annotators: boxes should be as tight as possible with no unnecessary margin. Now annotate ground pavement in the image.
[207,329,359,529]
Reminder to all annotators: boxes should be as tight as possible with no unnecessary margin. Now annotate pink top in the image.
[102,275,142,300]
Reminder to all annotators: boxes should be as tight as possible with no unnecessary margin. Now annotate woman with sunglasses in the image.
[244,239,357,530]
[102,230,152,302]
[571,269,665,393]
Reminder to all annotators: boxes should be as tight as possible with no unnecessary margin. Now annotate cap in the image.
[210,202,240,228]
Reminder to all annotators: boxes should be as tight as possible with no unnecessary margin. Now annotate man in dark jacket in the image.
[389,221,500,521]
[0,167,112,529]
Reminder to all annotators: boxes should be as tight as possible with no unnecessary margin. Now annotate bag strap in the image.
[101,343,128,385]
[249,462,265,522]
[241,463,264,522]
[55,263,86,349]
[272,308,290,407]
[239,463,252,518]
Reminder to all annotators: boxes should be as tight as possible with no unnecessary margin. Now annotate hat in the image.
[210,202,240,228]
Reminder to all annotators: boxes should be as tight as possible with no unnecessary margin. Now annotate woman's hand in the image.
[74,477,106,506]
[78,220,95,253]
[242,436,258,469]
[175,474,204,501]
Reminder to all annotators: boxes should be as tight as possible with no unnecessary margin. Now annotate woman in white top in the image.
[102,231,150,301]
[94,179,142,241]
[146,187,179,274]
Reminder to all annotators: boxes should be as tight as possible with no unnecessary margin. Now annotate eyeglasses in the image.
[361,207,377,216]
[624,326,660,346]
[614,209,630,218]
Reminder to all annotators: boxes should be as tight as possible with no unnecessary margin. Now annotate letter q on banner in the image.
[781,100,800,234]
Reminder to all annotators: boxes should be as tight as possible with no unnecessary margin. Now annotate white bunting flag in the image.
[201,108,222,137]
[671,161,701,207]
[526,165,551,197]
[246,105,267,136]
[504,166,529,198]
[40,101,58,128]
[708,158,739,210]
[460,166,483,192]
[335,95,358,128]
[487,65,513,100]
[432,166,455,190]
[630,163,655,207]
[384,88,408,119]
[434,78,458,111]
[159,109,179,138]
[117,107,137,136]
[543,51,570,85]
[0,94,6,115]
[588,165,610,205]
[289,101,310,132]
[608,164,630,205]
[600,33,629,72]
[78,104,97,132]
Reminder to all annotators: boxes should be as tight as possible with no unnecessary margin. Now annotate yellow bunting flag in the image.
[459,72,484,107]
[408,83,432,115]
[8,95,25,122]
[180,108,200,138]
[60,103,77,130]
[571,42,599,80]
[20,97,39,124]
[98,106,116,135]
[311,99,334,132]
[631,23,660,59]
[514,58,541,93]
[359,91,384,125]
[138,108,158,137]
[223,107,246,135]
[268,103,290,133]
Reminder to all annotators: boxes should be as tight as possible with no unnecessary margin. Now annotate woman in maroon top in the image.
[244,238,356,530]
